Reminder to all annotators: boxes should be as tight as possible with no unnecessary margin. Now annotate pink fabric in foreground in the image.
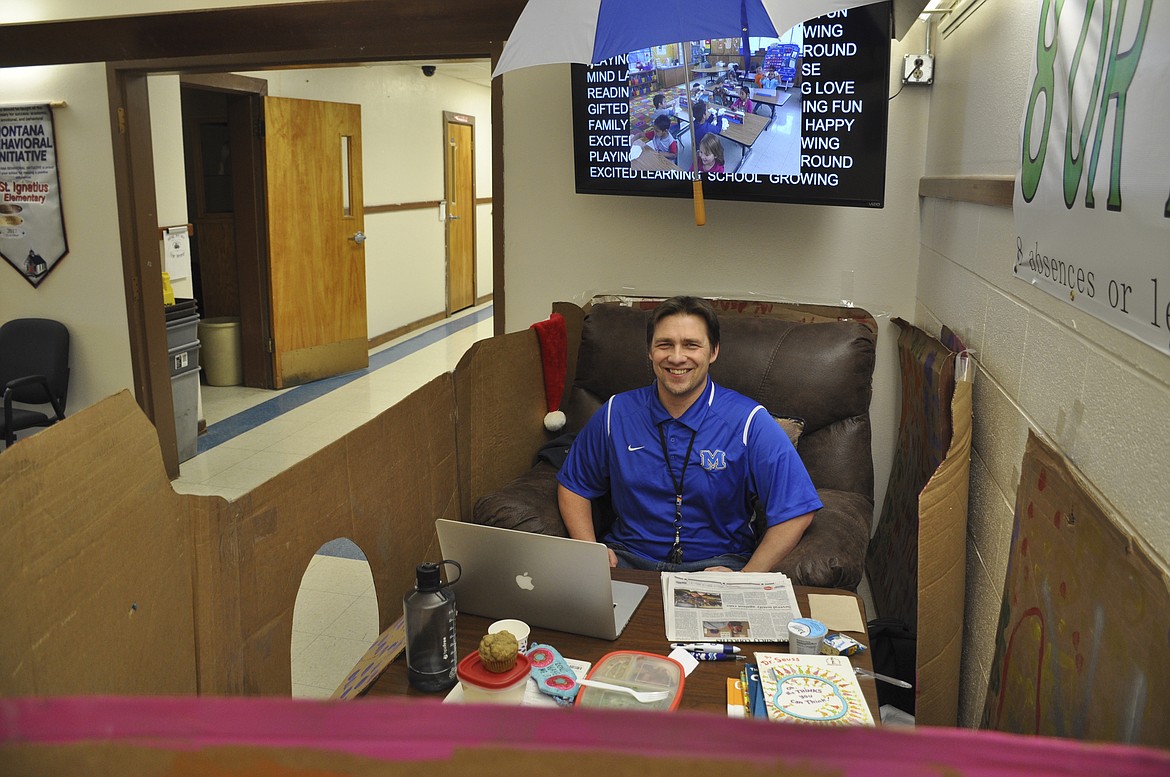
[1,696,1168,775]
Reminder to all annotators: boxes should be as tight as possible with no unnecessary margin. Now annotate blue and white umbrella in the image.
[493,0,882,76]
[493,0,886,224]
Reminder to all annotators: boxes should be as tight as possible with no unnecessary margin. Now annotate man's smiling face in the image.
[649,313,719,416]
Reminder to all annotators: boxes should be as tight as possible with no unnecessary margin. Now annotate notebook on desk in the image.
[435,519,648,641]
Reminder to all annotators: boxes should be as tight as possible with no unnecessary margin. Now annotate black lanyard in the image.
[657,422,698,564]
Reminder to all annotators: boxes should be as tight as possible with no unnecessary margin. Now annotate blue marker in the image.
[692,652,746,662]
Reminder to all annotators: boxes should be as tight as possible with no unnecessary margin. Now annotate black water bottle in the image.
[404,560,460,692]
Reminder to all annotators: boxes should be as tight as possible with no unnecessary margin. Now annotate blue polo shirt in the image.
[558,379,822,563]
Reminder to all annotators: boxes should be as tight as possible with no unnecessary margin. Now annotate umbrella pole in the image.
[682,50,705,227]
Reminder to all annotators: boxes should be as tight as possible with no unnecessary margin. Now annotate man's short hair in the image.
[646,296,720,349]
[653,113,672,131]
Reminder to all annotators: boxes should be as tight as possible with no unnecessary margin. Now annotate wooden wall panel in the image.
[0,0,527,68]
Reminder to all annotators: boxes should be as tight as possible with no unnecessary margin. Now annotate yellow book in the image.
[726,676,746,718]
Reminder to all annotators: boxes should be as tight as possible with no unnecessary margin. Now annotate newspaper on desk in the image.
[661,572,801,642]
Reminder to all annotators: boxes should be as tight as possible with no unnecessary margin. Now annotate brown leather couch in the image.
[473,300,877,590]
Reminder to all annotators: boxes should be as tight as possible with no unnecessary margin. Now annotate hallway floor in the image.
[173,302,494,697]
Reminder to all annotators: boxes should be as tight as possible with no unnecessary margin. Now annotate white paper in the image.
[163,226,191,281]
[668,647,700,676]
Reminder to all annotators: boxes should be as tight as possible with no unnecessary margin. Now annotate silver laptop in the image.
[435,519,648,640]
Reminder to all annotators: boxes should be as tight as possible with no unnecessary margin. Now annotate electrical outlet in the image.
[902,53,934,85]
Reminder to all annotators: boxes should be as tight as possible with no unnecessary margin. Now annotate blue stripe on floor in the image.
[197,304,492,455]
[316,537,368,560]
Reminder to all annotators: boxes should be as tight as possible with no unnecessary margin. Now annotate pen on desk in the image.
[693,652,746,661]
[855,667,913,689]
[671,643,741,654]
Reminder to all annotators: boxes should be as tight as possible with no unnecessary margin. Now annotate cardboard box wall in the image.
[1,296,880,698]
[983,432,1170,746]
[1,373,460,696]
[865,319,972,727]
[4,696,1170,776]
[454,327,551,523]
[0,393,198,695]
[192,374,459,694]
[6,298,1170,758]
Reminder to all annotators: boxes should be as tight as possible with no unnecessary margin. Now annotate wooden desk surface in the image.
[630,140,681,172]
[752,88,791,107]
[366,569,879,719]
[718,111,769,147]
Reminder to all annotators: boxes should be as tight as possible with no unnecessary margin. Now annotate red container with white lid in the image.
[456,652,531,704]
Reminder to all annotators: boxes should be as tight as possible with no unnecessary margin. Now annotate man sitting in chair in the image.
[557,296,820,572]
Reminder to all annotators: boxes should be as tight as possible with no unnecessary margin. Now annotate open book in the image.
[753,652,875,725]
[660,572,800,643]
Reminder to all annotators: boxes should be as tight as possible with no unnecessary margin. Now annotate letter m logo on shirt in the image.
[700,449,726,471]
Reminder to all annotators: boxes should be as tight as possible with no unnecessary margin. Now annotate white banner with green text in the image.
[1014,0,1169,356]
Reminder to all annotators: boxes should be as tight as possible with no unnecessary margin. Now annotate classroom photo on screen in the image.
[571,3,891,208]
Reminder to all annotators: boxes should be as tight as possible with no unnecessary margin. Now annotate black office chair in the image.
[0,318,70,448]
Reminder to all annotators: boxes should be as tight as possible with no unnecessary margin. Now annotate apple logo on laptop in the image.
[515,572,535,591]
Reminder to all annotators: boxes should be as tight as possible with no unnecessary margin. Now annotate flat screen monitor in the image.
[570,2,890,208]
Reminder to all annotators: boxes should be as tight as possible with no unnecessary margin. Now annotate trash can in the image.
[165,299,202,462]
[199,316,243,386]
[170,342,201,463]
[165,298,199,350]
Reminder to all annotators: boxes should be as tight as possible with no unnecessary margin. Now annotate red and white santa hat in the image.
[530,312,567,432]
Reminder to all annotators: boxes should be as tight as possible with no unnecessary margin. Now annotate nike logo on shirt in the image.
[627,445,645,452]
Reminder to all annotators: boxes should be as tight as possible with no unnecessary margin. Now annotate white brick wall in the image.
[917,196,1170,726]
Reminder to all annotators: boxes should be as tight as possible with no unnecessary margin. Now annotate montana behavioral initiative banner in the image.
[1014,0,1169,357]
[0,104,68,288]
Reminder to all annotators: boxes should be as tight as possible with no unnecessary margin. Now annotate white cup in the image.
[488,619,531,653]
[788,618,828,655]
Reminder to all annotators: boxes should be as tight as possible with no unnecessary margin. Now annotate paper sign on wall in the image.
[0,104,69,288]
[164,225,191,281]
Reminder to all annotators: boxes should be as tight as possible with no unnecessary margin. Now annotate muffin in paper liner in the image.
[477,630,519,672]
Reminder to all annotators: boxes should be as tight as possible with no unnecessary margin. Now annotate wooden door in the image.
[263,96,367,388]
[444,113,476,314]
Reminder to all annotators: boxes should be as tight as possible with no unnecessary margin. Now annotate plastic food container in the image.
[574,650,684,712]
[788,618,828,655]
[456,652,531,704]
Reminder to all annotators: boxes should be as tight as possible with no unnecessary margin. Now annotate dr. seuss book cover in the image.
[753,653,875,726]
